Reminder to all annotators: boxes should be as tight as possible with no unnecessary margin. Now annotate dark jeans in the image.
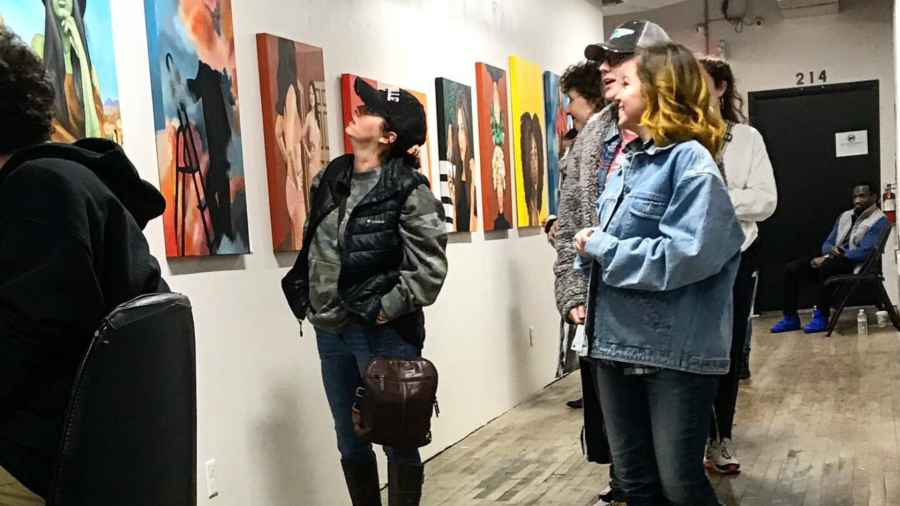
[782,256,855,316]
[591,363,721,506]
[315,324,422,466]
[711,245,758,440]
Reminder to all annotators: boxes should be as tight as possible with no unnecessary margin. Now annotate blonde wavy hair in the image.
[637,44,726,157]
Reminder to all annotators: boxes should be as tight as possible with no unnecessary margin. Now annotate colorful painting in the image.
[509,56,547,228]
[544,71,572,216]
[145,0,249,257]
[340,74,432,182]
[475,63,513,232]
[436,78,478,233]
[257,34,329,252]
[0,0,122,144]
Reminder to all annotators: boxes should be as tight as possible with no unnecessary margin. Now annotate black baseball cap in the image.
[354,77,427,152]
[584,20,671,62]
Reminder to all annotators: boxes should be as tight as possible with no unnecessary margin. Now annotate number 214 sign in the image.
[796,70,828,86]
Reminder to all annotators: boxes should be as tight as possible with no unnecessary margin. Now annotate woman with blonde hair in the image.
[573,43,744,506]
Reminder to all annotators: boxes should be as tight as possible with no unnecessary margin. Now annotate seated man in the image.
[772,182,889,334]
[0,27,167,504]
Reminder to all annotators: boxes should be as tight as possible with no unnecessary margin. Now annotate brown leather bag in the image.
[352,356,440,448]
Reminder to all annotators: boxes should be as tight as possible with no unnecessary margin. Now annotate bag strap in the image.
[715,121,735,182]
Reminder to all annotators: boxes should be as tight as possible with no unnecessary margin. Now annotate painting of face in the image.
[436,77,477,233]
[475,63,513,232]
[510,55,547,228]
[544,71,572,216]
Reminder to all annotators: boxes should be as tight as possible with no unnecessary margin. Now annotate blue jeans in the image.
[591,362,721,506]
[315,324,422,466]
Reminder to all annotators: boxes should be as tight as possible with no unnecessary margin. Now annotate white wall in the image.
[607,0,899,304]
[107,1,605,505]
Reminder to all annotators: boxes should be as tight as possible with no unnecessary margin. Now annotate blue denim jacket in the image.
[575,139,744,375]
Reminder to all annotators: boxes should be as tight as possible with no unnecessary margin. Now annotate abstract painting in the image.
[436,78,478,233]
[544,71,572,216]
[475,63,512,232]
[340,74,432,182]
[0,0,122,143]
[145,0,250,257]
[257,34,329,252]
[509,56,547,228]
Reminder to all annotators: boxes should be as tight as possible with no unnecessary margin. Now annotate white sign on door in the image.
[835,130,869,158]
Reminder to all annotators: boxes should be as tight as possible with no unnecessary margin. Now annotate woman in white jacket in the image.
[700,56,778,475]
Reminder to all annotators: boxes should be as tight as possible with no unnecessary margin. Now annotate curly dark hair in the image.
[560,61,606,111]
[0,26,55,155]
[700,56,746,124]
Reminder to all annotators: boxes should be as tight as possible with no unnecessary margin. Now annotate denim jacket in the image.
[575,139,744,375]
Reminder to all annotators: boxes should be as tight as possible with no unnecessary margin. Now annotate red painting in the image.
[475,63,513,231]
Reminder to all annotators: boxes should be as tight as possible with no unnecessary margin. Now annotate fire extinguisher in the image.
[884,183,896,223]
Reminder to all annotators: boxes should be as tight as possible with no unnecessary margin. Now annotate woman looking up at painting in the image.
[572,43,743,505]
[274,38,306,249]
[38,0,104,141]
[283,78,448,506]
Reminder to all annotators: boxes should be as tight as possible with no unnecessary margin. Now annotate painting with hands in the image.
[436,77,478,233]
[475,63,513,232]
[0,0,122,144]
[257,34,329,252]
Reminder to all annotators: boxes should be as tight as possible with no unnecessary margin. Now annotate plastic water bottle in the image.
[857,309,869,336]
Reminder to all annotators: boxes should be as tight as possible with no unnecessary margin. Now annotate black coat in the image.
[0,139,167,498]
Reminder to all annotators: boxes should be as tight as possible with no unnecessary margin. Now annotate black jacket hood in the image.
[1,139,165,230]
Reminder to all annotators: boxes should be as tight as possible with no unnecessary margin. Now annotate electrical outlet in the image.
[529,326,534,347]
[205,459,219,499]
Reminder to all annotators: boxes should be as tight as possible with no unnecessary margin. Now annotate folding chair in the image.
[824,224,900,336]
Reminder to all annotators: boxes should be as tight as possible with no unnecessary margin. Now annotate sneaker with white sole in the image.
[706,437,741,475]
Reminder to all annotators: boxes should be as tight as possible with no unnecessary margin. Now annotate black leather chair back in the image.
[47,293,197,506]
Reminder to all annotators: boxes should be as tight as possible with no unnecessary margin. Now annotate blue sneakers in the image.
[804,309,829,334]
[771,315,801,333]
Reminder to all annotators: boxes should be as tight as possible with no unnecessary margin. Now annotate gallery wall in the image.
[106,0,607,504]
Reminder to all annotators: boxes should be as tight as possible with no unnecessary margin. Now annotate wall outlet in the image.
[205,459,219,499]
[529,326,534,347]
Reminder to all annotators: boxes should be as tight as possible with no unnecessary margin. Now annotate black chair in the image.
[46,293,197,506]
[824,224,900,336]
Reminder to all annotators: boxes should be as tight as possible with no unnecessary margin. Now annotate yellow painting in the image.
[509,55,547,228]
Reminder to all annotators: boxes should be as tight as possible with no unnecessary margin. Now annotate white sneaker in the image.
[591,486,613,505]
[707,437,741,475]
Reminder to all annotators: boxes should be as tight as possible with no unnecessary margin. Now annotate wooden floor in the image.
[410,314,900,505]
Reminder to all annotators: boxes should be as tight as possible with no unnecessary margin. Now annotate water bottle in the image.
[857,309,868,336]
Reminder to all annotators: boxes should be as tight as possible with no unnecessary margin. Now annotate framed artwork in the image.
[145,0,250,257]
[257,34,329,252]
[436,78,478,233]
[0,0,122,143]
[544,71,572,216]
[509,55,547,228]
[475,63,513,231]
[340,74,432,182]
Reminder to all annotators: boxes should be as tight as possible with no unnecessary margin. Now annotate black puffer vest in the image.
[282,154,430,345]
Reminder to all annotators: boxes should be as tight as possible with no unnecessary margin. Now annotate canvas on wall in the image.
[544,71,572,217]
[257,34,329,252]
[475,63,513,232]
[0,0,122,144]
[436,78,478,233]
[145,0,250,257]
[509,55,547,228]
[340,74,432,182]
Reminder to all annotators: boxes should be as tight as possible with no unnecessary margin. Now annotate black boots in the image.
[388,462,424,506]
[341,459,383,506]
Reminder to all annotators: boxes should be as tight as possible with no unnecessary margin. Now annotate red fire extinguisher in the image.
[884,184,896,223]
